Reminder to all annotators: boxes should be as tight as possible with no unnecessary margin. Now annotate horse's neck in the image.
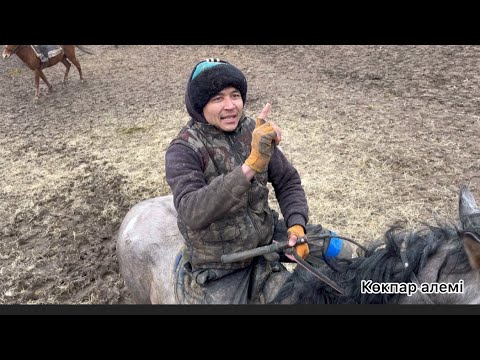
[414,244,451,284]
[17,46,38,70]
[407,241,480,304]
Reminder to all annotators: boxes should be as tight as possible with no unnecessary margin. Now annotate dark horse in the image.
[272,185,480,304]
[2,45,95,99]
[116,186,480,304]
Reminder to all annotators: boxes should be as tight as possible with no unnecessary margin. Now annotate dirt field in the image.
[1,45,479,304]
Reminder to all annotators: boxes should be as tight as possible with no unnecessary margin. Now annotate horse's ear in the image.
[459,185,480,220]
[463,234,480,270]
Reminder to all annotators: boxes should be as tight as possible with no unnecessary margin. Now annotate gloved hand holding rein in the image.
[287,224,310,259]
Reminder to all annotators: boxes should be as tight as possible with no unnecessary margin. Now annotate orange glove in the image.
[244,116,277,173]
[287,225,309,259]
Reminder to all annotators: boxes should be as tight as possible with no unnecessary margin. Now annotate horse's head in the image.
[2,45,18,59]
[275,186,480,305]
[407,185,480,304]
[459,185,480,271]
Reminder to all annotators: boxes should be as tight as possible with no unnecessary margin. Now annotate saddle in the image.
[31,45,63,67]
[174,247,290,304]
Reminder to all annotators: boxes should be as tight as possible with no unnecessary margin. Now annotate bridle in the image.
[4,45,25,55]
[464,230,480,243]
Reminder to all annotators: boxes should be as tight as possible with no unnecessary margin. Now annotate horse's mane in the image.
[274,220,472,304]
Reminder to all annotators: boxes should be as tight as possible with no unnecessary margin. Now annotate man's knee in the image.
[333,237,354,259]
[308,228,355,260]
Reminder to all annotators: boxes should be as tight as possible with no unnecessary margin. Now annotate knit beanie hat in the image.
[186,58,247,115]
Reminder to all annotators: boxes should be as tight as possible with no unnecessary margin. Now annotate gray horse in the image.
[116,195,181,303]
[116,186,480,304]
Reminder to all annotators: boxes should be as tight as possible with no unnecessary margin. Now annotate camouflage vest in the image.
[170,116,275,271]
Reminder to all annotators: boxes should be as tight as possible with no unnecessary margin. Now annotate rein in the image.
[287,249,345,294]
[287,233,368,295]
[221,233,368,296]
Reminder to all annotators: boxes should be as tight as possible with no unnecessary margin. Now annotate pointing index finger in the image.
[259,103,271,120]
[256,103,271,127]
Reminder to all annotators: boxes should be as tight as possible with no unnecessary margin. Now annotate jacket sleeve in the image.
[268,147,309,229]
[165,142,251,230]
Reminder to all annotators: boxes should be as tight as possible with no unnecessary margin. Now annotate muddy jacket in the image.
[166,112,309,272]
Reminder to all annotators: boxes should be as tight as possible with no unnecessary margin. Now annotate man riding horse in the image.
[165,58,352,304]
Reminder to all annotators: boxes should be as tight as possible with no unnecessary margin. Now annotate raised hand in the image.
[244,103,282,172]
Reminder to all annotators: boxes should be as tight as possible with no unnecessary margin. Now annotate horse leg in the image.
[33,70,51,99]
[33,71,40,99]
[68,57,84,81]
[37,70,53,93]
[61,58,71,83]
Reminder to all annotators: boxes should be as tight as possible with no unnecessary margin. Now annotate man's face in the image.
[203,87,243,132]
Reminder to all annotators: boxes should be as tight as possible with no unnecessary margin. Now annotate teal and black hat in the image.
[186,58,247,114]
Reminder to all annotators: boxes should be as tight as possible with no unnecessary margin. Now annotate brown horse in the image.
[2,45,95,99]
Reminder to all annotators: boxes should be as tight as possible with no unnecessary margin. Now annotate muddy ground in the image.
[0,45,479,304]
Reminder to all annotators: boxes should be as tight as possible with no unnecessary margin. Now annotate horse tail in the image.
[75,45,96,55]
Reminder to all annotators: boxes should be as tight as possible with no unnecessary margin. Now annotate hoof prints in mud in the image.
[1,158,133,304]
